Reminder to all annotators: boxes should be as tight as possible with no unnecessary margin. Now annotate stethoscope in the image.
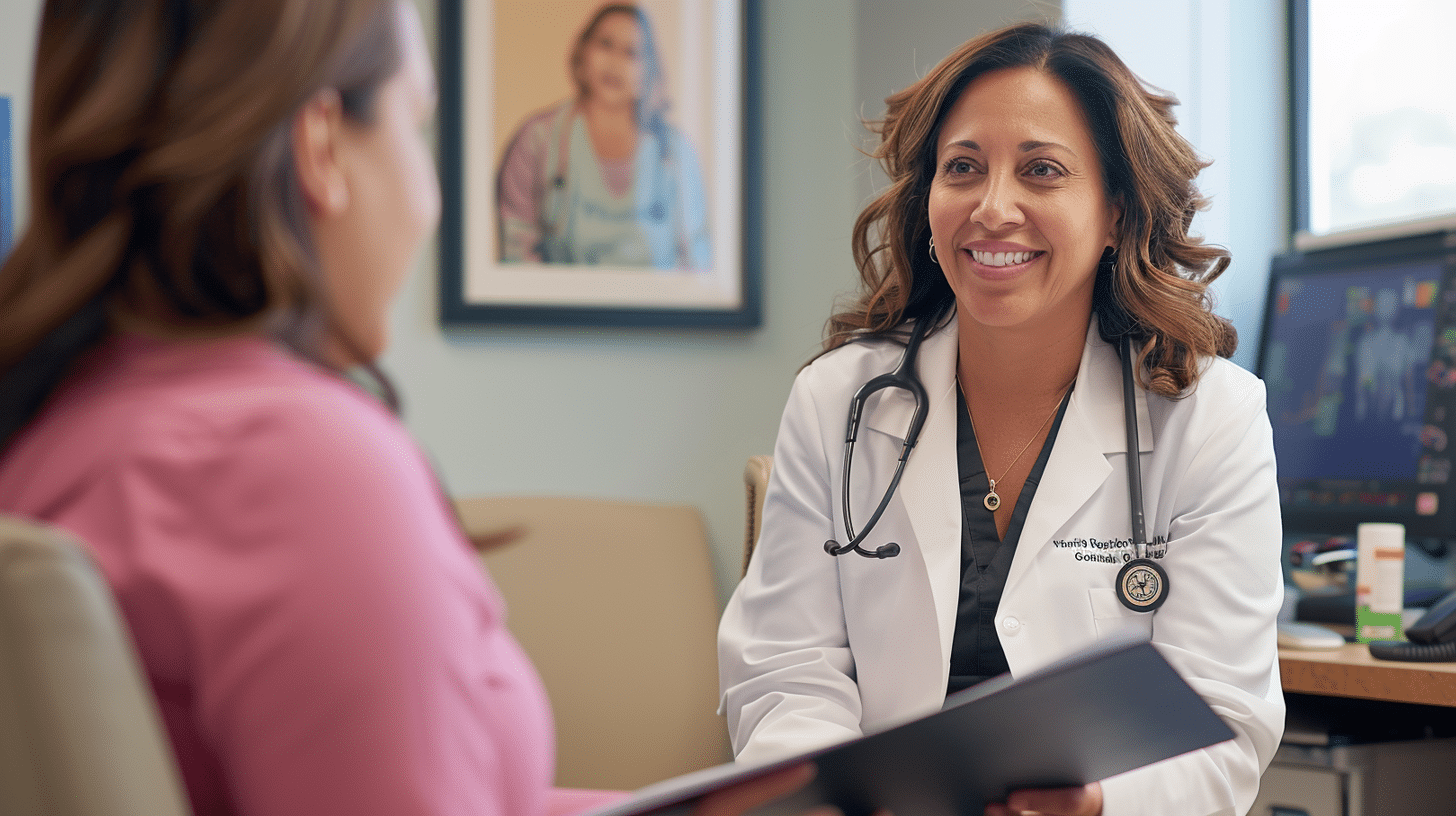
[823,313,1169,613]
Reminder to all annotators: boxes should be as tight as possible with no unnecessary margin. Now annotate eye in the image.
[940,157,976,176]
[1026,160,1066,180]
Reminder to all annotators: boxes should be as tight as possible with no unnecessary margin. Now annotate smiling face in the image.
[576,10,647,108]
[927,65,1121,336]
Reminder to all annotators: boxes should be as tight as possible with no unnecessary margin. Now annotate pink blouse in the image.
[0,334,624,816]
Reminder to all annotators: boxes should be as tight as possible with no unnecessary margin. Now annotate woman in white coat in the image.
[718,23,1283,816]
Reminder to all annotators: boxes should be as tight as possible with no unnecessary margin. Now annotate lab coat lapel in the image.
[863,317,964,664]
[1004,321,1153,594]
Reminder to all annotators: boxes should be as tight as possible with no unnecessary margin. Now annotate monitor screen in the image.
[1258,231,1456,539]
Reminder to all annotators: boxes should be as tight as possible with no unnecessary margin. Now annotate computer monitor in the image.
[1257,230,1456,541]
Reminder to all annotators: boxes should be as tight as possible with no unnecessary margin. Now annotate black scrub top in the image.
[945,386,1071,696]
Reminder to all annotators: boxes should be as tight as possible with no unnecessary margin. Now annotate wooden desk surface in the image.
[1280,644,1456,707]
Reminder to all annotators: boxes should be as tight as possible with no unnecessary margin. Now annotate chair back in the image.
[454,496,730,791]
[741,455,773,576]
[0,517,192,816]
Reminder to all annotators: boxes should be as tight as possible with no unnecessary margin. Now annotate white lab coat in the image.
[719,314,1285,816]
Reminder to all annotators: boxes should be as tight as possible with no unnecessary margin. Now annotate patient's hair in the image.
[0,0,401,446]
[830,21,1235,397]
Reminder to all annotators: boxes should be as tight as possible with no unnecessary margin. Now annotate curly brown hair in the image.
[0,0,401,446]
[828,22,1235,397]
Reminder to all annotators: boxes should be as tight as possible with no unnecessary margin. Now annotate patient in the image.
[0,2,807,815]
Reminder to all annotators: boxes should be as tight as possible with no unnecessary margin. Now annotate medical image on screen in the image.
[1262,263,1440,483]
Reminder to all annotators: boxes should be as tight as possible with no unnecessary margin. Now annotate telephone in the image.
[1368,590,1456,662]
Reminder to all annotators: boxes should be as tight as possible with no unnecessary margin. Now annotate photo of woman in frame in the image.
[495,3,712,270]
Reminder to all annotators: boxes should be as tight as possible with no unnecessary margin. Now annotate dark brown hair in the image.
[0,0,401,446]
[830,22,1235,397]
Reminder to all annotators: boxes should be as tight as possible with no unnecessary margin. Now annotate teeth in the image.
[971,250,1035,267]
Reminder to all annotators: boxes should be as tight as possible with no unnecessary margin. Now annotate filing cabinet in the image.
[1251,738,1456,816]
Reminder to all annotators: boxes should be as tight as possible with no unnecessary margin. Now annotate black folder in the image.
[587,639,1236,816]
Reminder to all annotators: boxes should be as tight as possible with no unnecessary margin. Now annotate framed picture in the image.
[438,0,759,327]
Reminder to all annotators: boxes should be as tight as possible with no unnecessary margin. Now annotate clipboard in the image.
[586,639,1236,816]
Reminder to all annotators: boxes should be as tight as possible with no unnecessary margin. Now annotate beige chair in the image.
[741,456,773,576]
[454,496,731,791]
[0,517,192,816]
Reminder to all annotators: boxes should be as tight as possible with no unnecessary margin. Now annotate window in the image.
[1292,0,1456,244]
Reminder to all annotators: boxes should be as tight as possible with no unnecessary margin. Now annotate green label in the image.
[1356,604,1402,643]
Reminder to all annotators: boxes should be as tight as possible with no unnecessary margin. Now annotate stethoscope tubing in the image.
[827,314,1148,562]
[825,315,933,558]
[825,312,1165,611]
[1120,333,1148,560]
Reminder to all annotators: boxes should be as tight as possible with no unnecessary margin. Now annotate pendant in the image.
[983,480,1001,512]
[1116,557,1170,612]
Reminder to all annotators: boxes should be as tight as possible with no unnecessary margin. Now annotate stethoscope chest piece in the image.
[1112,332,1168,613]
[1116,557,1169,612]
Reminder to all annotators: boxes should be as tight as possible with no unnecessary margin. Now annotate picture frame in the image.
[438,0,760,327]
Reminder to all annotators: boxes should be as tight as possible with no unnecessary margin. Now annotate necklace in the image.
[964,381,1074,512]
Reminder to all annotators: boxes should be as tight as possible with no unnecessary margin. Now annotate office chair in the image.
[742,455,773,576]
[0,516,192,816]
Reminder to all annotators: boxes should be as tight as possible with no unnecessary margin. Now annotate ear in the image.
[1107,196,1125,249]
[292,89,350,215]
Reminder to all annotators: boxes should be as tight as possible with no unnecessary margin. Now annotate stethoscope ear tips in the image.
[824,540,842,556]
[877,543,900,558]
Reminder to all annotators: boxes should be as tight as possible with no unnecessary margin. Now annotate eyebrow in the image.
[943,139,1076,154]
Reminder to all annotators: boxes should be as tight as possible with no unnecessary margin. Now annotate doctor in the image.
[718,22,1284,816]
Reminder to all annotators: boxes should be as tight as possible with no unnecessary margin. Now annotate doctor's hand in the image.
[985,781,1102,816]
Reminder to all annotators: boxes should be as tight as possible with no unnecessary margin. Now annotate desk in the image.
[1280,644,1456,708]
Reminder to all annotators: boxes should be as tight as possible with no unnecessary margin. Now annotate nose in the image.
[970,169,1024,232]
